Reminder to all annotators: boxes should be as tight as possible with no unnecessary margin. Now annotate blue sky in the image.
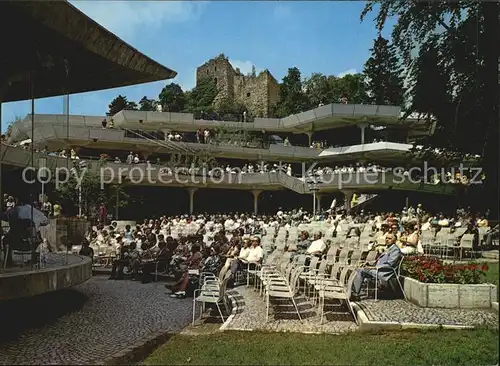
[1,1,394,130]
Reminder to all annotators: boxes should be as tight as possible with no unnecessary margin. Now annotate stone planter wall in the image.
[403,276,498,309]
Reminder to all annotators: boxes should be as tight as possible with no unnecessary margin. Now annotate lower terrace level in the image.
[2,168,463,219]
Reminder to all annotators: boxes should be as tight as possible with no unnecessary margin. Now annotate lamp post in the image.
[307,177,322,219]
[38,157,47,204]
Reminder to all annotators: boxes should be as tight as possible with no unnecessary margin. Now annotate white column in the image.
[316,193,322,213]
[342,189,354,213]
[188,188,197,214]
[306,132,313,146]
[251,190,262,215]
[115,186,120,220]
[359,123,368,145]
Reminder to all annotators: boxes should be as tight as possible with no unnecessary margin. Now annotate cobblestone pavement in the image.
[0,276,193,364]
[357,299,499,327]
[224,286,359,333]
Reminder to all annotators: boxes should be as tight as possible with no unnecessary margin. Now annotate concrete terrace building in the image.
[196,54,280,117]
[5,103,463,219]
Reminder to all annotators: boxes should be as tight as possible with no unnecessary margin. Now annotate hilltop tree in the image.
[361,1,499,210]
[185,78,218,112]
[158,83,186,112]
[303,73,331,107]
[275,67,309,117]
[363,35,404,106]
[138,96,157,111]
[108,95,137,116]
[329,74,370,104]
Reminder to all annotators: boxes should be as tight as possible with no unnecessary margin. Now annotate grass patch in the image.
[483,262,499,288]
[144,329,499,365]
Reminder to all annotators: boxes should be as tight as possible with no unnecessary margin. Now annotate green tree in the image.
[158,83,186,112]
[363,35,404,105]
[138,96,157,111]
[303,73,331,108]
[330,74,370,104]
[186,77,218,112]
[216,96,246,116]
[108,95,138,115]
[361,1,499,210]
[275,67,309,117]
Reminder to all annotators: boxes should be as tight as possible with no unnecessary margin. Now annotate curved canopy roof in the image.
[0,1,177,102]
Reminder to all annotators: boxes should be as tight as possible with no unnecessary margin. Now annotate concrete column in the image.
[316,193,323,213]
[115,186,120,220]
[359,123,368,145]
[342,189,354,213]
[306,132,313,146]
[188,188,197,214]
[251,190,262,215]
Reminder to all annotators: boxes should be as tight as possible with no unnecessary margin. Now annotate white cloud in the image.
[171,69,197,91]
[273,4,292,20]
[229,59,263,76]
[337,68,357,77]
[71,1,208,39]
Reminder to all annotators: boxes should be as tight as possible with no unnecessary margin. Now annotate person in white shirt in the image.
[307,232,326,256]
[246,237,264,264]
[229,238,252,285]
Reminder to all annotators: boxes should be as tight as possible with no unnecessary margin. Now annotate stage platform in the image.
[0,253,92,301]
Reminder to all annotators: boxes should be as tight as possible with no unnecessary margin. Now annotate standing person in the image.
[1,196,49,267]
[53,202,62,218]
[99,204,107,226]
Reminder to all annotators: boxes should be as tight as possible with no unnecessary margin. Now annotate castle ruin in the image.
[196,54,280,118]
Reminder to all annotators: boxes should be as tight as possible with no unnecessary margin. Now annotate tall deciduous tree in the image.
[361,1,499,211]
[303,73,331,108]
[363,35,404,105]
[158,83,186,112]
[330,74,370,104]
[276,67,309,117]
[108,95,137,116]
[187,77,218,112]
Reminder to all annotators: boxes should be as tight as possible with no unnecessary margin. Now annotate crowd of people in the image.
[72,204,496,300]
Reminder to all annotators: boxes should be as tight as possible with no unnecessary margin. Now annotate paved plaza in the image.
[223,285,499,333]
[0,276,192,365]
[357,299,499,327]
[223,286,359,333]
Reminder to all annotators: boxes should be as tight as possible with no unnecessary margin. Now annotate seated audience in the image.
[306,231,326,256]
[79,239,94,259]
[351,234,402,300]
[169,244,203,298]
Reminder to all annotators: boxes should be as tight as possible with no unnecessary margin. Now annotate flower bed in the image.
[401,256,497,309]
[402,256,489,285]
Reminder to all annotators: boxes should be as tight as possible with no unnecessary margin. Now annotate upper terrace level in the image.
[7,103,436,145]
[19,122,427,164]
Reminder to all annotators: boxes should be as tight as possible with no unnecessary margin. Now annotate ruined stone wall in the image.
[266,72,281,114]
[234,73,269,117]
[196,54,235,107]
[233,71,280,117]
[196,55,281,117]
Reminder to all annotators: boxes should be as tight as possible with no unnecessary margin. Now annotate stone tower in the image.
[195,54,280,117]
[195,54,235,108]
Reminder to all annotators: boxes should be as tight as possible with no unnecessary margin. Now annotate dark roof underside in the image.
[0,1,177,102]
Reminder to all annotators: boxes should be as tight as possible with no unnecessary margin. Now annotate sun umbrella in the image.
[11,204,50,230]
